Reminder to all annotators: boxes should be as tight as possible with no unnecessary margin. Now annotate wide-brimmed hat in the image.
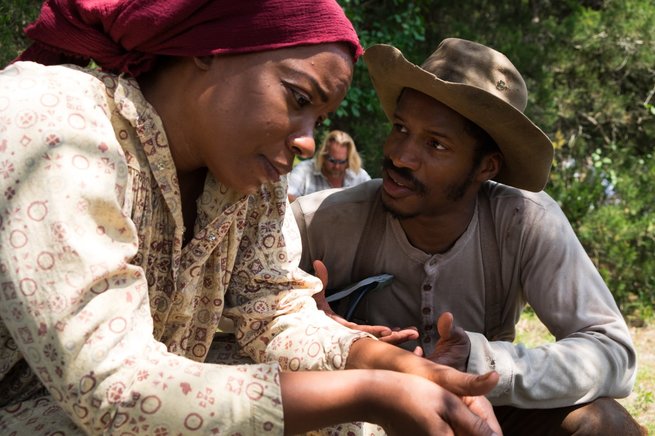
[363,38,553,192]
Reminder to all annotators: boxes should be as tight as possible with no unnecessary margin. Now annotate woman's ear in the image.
[193,56,213,71]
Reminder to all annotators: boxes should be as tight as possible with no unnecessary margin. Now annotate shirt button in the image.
[422,307,431,315]
[208,233,217,242]
[422,284,432,291]
[422,336,431,343]
[424,324,432,331]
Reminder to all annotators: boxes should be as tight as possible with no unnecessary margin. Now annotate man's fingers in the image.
[437,312,454,340]
[312,259,328,289]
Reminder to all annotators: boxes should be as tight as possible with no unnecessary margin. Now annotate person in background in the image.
[288,130,370,201]
[292,38,645,435]
[0,1,502,435]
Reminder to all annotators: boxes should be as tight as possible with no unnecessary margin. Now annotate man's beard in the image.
[380,157,476,219]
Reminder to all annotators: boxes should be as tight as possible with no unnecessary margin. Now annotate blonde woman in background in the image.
[288,130,371,201]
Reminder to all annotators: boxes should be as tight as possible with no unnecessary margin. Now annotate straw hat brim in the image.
[363,44,553,192]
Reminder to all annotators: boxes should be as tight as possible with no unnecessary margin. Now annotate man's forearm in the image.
[466,331,636,407]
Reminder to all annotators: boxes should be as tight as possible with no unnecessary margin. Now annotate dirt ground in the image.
[619,325,655,433]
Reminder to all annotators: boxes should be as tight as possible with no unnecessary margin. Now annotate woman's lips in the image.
[262,156,292,182]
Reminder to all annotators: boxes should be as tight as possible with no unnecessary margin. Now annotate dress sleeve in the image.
[223,183,371,370]
[0,64,283,434]
[467,192,636,408]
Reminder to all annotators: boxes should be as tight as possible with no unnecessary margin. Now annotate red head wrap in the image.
[15,0,362,77]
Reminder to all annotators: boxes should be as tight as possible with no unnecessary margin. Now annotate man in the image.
[287,129,370,201]
[292,39,645,435]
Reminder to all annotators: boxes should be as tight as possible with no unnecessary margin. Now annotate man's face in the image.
[380,88,483,219]
[321,141,348,179]
[178,43,353,194]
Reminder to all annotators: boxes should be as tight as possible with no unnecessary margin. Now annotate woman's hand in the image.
[312,260,419,344]
[280,369,501,436]
[347,336,498,398]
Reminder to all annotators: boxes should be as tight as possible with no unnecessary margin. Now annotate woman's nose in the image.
[289,132,316,159]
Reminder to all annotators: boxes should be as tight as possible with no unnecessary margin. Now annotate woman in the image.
[0,1,500,434]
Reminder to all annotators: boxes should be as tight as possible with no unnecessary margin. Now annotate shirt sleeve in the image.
[0,63,283,434]
[356,168,371,183]
[223,183,371,370]
[286,160,311,198]
[466,192,636,408]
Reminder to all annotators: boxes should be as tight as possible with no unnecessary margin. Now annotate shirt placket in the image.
[421,257,440,355]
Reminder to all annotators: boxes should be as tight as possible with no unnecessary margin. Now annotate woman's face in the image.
[181,43,354,194]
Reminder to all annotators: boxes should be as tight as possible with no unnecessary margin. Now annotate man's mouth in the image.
[383,167,419,198]
[387,167,415,189]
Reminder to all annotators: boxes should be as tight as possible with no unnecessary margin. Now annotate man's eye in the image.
[393,123,407,133]
[428,140,445,150]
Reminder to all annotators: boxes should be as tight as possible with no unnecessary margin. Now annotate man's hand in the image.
[312,260,419,344]
[414,312,471,372]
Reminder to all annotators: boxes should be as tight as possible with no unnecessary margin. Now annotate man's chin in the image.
[380,192,419,220]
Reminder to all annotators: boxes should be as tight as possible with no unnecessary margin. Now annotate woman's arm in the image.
[347,337,499,397]
[280,369,501,435]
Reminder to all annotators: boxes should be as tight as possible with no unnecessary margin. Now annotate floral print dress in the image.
[0,61,375,435]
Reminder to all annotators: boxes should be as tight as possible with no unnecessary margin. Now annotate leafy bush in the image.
[335,0,655,320]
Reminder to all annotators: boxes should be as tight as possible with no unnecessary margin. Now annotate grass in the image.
[516,309,655,433]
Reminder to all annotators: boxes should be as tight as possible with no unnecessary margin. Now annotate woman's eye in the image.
[291,87,311,107]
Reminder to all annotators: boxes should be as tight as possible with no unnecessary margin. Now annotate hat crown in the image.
[422,38,528,113]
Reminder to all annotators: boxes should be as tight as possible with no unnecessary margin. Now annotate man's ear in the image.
[477,152,503,182]
[193,56,213,71]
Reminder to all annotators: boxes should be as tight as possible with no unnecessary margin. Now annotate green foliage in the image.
[0,0,41,66]
[539,0,655,315]
[334,0,655,317]
[576,152,655,318]
[334,0,431,177]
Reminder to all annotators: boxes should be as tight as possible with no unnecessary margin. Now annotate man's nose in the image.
[386,137,420,170]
